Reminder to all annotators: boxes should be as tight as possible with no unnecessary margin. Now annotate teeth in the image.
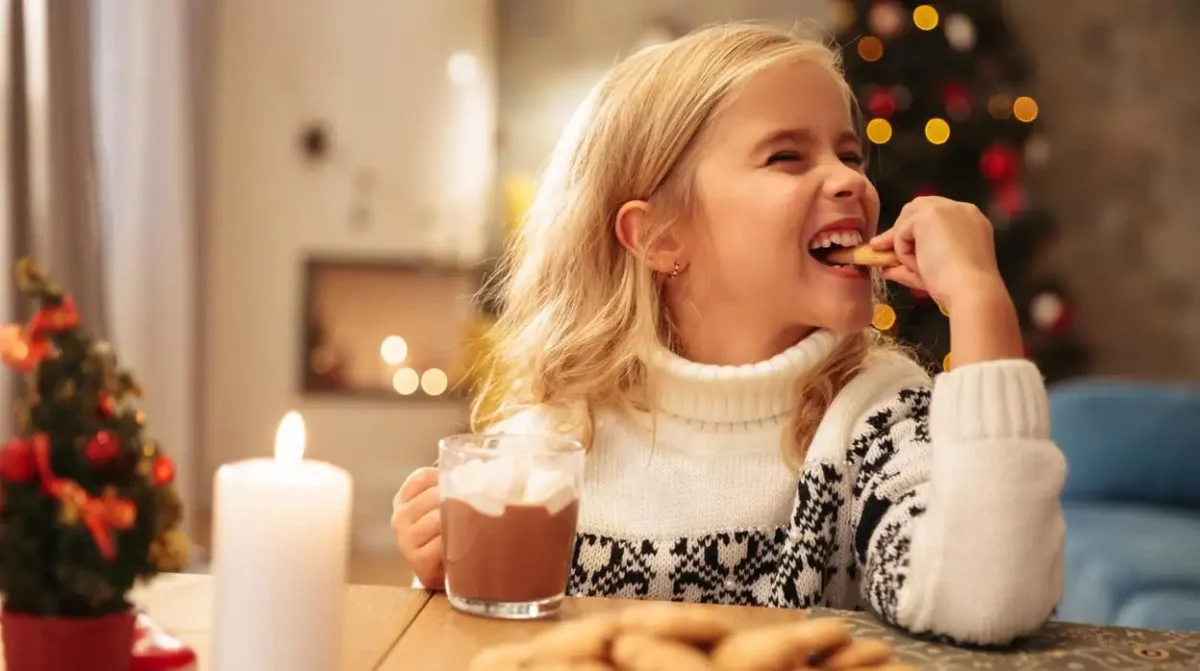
[808,229,863,250]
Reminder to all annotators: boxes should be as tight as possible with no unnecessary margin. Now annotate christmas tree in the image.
[0,259,188,617]
[835,0,1087,381]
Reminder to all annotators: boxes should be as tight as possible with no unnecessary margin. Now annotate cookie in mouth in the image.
[808,229,863,266]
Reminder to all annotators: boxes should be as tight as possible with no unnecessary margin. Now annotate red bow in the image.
[33,433,136,560]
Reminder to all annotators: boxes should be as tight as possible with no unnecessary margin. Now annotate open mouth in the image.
[808,229,864,267]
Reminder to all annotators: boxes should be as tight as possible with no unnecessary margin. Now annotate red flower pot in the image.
[1,609,135,671]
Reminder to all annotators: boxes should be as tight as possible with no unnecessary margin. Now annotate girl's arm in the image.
[852,359,1066,645]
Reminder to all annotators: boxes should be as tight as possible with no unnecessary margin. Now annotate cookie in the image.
[612,632,716,671]
[618,602,733,645]
[789,619,854,658]
[823,245,899,267]
[817,638,893,669]
[565,662,617,671]
[711,619,851,670]
[527,616,619,662]
[468,642,535,671]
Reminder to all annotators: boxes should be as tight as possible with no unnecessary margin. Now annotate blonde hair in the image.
[473,22,894,469]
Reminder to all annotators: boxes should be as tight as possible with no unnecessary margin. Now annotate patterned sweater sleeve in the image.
[850,359,1066,645]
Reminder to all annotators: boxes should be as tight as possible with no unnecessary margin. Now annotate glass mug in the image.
[438,433,584,619]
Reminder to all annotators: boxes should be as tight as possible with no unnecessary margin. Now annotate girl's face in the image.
[673,60,880,350]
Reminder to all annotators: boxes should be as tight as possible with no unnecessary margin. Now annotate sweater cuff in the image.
[930,359,1050,444]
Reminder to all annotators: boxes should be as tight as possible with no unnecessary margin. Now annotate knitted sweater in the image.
[493,329,1067,645]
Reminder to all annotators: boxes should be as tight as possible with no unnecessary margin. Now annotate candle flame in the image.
[274,411,306,464]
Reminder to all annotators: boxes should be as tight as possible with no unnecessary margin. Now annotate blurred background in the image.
[3,0,1200,632]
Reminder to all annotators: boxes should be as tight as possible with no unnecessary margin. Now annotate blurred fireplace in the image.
[300,256,486,400]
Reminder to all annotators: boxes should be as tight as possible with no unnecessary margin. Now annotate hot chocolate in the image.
[442,498,579,602]
[440,452,581,607]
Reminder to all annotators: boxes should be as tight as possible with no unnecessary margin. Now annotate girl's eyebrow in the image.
[753,128,861,152]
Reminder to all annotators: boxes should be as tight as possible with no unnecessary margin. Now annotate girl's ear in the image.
[614,200,686,274]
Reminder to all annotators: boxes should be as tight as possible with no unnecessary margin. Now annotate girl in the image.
[393,22,1065,645]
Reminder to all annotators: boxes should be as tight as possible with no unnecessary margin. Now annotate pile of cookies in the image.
[468,602,915,671]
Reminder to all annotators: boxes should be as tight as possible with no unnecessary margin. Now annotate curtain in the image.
[2,0,109,440]
[2,0,205,554]
[92,0,205,550]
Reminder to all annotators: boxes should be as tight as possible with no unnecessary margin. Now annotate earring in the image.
[669,262,681,279]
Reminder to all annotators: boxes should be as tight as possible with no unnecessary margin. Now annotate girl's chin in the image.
[810,301,875,334]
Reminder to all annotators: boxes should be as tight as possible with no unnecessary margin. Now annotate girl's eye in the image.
[840,153,866,167]
[766,151,803,166]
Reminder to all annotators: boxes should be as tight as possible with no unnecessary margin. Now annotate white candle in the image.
[211,411,353,671]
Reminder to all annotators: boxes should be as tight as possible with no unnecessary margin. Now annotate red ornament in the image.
[0,438,36,483]
[98,393,116,418]
[994,181,1026,218]
[152,456,175,486]
[941,83,971,119]
[29,296,80,338]
[866,88,897,119]
[87,431,121,466]
[980,144,1020,183]
[910,288,932,300]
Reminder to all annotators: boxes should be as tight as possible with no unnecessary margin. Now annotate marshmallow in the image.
[522,466,578,516]
[443,454,578,515]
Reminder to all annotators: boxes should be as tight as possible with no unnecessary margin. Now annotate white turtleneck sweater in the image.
[493,329,1067,646]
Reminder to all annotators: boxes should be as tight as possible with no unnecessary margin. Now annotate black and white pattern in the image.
[567,388,933,621]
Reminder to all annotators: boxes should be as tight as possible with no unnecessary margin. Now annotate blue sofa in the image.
[1050,380,1200,631]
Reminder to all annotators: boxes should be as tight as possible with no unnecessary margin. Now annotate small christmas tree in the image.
[0,259,188,617]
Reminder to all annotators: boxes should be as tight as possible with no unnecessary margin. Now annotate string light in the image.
[857,36,884,62]
[988,94,1013,119]
[420,368,449,396]
[380,335,408,365]
[866,118,893,144]
[871,304,897,331]
[912,5,939,31]
[924,118,951,145]
[391,368,419,395]
[1013,96,1039,122]
[943,352,953,371]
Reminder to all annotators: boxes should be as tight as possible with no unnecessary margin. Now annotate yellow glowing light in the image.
[857,36,884,62]
[943,352,953,371]
[913,5,939,30]
[988,94,1013,119]
[1013,96,1039,122]
[925,118,951,145]
[391,368,420,395]
[866,118,893,145]
[420,368,449,396]
[871,304,897,331]
[938,300,950,317]
[274,411,306,464]
[380,335,408,365]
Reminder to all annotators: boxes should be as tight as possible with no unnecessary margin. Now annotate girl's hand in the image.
[870,196,1024,364]
[869,196,1006,311]
[392,467,445,590]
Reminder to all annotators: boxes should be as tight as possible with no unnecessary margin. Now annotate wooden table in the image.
[14,574,1200,670]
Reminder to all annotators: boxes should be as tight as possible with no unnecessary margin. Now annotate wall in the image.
[1005,0,1200,380]
[205,0,495,553]
[497,0,832,182]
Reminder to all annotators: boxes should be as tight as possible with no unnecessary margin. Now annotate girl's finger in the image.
[407,508,442,550]
[405,486,442,521]
[869,227,895,250]
[398,467,438,504]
